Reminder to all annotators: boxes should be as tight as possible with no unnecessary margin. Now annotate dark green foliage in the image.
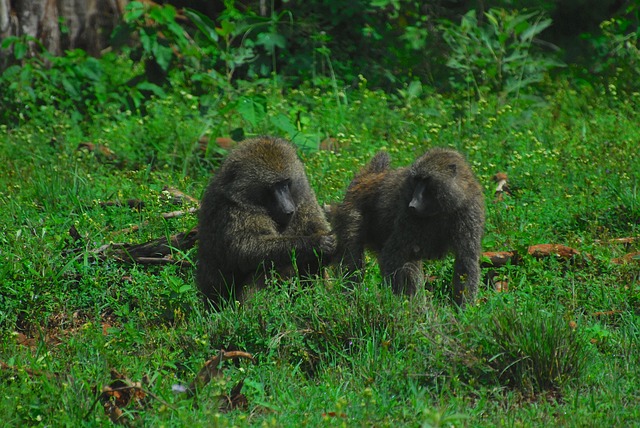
[440,8,563,101]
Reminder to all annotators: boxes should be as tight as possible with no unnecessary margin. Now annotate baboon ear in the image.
[448,163,457,175]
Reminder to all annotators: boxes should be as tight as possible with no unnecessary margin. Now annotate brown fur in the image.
[333,147,485,306]
[197,136,335,309]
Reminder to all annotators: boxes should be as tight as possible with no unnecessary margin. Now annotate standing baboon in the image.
[197,136,336,309]
[333,147,485,306]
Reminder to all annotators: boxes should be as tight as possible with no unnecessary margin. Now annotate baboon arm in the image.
[294,200,333,235]
[333,205,366,273]
[227,213,329,271]
[452,254,480,306]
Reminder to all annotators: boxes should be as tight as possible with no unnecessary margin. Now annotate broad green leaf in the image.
[124,1,145,22]
[255,32,286,52]
[153,43,174,71]
[184,8,219,44]
[1,36,19,49]
[236,97,266,127]
[520,18,553,42]
[136,81,167,97]
[13,41,27,60]
[406,80,423,99]
[270,113,297,135]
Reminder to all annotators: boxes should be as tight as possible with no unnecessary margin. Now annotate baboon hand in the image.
[316,233,337,255]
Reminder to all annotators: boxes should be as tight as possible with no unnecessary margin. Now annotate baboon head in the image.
[218,137,309,229]
[408,148,472,217]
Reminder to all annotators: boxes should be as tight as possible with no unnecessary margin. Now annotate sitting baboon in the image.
[333,147,485,306]
[197,136,336,309]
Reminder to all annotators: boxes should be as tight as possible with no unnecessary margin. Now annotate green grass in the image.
[1,78,639,426]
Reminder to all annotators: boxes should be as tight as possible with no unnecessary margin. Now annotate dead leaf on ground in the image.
[527,244,581,260]
[592,310,622,317]
[482,251,518,268]
[612,252,640,264]
[323,412,347,418]
[187,350,255,397]
[197,135,210,153]
[215,137,236,150]
[219,379,249,412]
[15,332,37,348]
[90,369,173,424]
[494,280,509,292]
[319,137,341,152]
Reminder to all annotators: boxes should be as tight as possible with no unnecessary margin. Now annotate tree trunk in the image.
[0,0,126,64]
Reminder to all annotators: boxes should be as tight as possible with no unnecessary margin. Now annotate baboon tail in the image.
[348,151,390,190]
[365,151,391,174]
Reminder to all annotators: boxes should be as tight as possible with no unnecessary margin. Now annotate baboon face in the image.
[264,179,296,228]
[408,151,466,217]
[222,139,308,228]
[408,175,440,217]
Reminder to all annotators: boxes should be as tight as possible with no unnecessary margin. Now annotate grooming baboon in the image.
[333,147,485,306]
[197,136,336,309]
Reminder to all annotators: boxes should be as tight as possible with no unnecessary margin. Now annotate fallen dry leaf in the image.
[215,137,236,150]
[89,370,173,424]
[15,332,37,348]
[219,379,249,412]
[592,310,622,317]
[612,252,640,264]
[187,350,255,397]
[492,172,510,202]
[482,251,518,268]
[527,244,580,260]
[494,280,509,292]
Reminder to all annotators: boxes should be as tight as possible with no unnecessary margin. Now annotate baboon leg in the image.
[380,258,424,296]
[452,255,480,306]
[335,208,366,284]
[337,242,365,285]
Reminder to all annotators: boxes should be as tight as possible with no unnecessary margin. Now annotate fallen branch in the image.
[595,237,638,245]
[162,207,199,220]
[99,199,146,211]
[91,229,198,265]
[162,186,199,205]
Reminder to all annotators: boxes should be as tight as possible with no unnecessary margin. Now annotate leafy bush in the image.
[440,8,563,101]
[0,39,138,124]
[585,4,640,91]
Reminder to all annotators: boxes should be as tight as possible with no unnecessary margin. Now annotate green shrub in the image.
[440,8,563,102]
